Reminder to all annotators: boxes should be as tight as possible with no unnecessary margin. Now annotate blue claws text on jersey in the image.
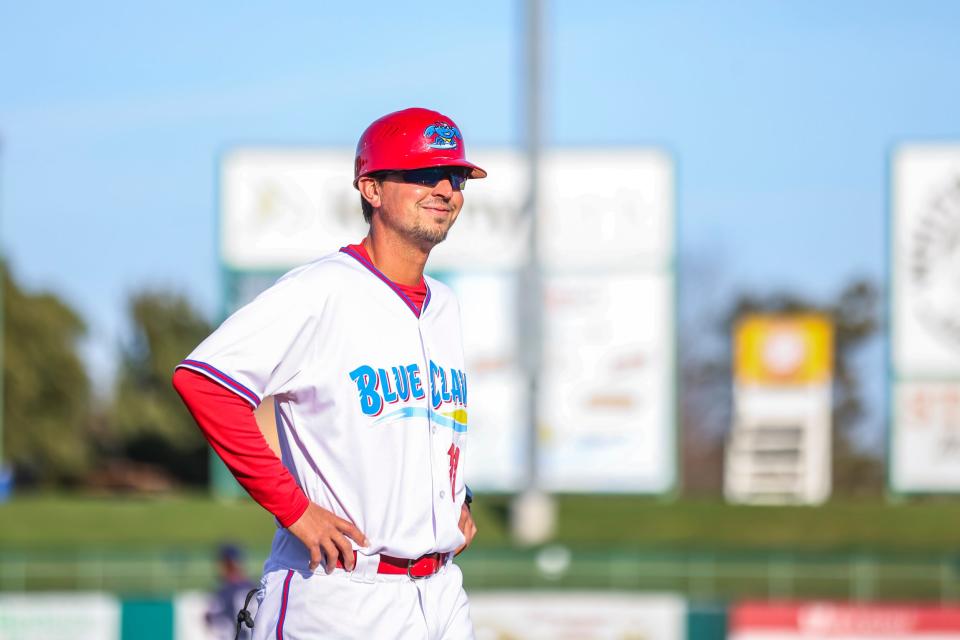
[349,361,468,417]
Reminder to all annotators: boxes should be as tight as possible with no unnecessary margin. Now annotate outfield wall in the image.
[0,592,717,640]
[5,593,960,640]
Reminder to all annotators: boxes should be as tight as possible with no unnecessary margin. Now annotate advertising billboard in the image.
[471,592,686,640]
[730,601,960,640]
[0,593,120,640]
[890,144,960,493]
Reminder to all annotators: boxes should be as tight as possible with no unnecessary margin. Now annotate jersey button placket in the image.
[418,316,441,546]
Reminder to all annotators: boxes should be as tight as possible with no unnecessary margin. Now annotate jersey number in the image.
[447,443,460,503]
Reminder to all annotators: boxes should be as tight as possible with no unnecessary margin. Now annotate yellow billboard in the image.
[735,314,833,385]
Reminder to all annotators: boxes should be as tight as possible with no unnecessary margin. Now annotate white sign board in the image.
[891,380,960,492]
[0,593,120,640]
[470,592,686,640]
[221,149,362,270]
[448,271,676,494]
[538,273,675,492]
[221,148,673,273]
[540,149,674,270]
[221,149,527,271]
[890,144,960,493]
[446,273,528,491]
[892,144,960,378]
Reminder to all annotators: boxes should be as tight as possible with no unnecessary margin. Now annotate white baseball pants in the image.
[251,560,474,640]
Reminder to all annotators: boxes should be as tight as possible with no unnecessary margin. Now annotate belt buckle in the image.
[406,555,436,581]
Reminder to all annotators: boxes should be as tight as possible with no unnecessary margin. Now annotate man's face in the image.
[371,169,465,248]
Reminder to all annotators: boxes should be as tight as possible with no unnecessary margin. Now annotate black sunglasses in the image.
[384,167,469,191]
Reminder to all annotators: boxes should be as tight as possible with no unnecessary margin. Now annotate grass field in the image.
[1,492,958,553]
[2,493,957,598]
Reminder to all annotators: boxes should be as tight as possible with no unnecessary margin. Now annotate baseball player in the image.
[173,107,484,639]
[205,543,256,640]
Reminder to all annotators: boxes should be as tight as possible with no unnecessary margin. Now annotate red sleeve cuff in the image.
[276,491,310,528]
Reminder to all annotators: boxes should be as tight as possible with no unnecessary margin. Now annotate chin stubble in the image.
[406,205,456,245]
[406,220,450,245]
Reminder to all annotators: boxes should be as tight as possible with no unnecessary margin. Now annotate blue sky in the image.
[3,1,959,445]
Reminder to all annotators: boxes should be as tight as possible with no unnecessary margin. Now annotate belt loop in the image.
[350,551,379,584]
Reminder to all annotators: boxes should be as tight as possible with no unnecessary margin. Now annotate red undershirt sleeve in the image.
[172,368,309,527]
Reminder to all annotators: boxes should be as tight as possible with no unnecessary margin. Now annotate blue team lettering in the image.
[351,361,466,416]
[392,366,411,402]
[407,364,425,400]
[349,365,383,416]
[429,360,467,410]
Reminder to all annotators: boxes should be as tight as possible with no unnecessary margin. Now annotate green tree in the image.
[2,262,92,483]
[110,290,212,484]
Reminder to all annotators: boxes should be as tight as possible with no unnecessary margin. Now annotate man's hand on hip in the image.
[287,502,368,573]
[454,502,477,556]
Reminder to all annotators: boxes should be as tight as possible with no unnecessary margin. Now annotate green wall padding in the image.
[121,598,173,640]
[687,603,728,640]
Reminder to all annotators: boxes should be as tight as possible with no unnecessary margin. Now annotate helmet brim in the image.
[444,159,488,180]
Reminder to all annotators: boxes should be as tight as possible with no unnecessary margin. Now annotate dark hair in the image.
[360,195,373,223]
[359,172,388,223]
[218,543,244,563]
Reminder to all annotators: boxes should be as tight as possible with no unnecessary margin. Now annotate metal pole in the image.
[511,0,555,545]
[0,136,11,502]
[0,136,5,466]
[523,0,541,491]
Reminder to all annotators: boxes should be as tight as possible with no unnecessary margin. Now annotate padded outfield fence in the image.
[1,549,957,601]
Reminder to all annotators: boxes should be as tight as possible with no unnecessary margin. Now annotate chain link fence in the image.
[2,549,957,601]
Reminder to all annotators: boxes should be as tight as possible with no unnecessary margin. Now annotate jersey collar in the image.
[339,246,431,318]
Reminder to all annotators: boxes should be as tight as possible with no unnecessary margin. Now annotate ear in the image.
[424,125,436,136]
[453,128,462,139]
[357,176,382,209]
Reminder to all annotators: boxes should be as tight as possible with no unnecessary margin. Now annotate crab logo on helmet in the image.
[423,122,462,150]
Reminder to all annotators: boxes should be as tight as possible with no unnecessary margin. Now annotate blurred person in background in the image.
[206,543,256,640]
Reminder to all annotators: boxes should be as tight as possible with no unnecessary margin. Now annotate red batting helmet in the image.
[353,107,487,188]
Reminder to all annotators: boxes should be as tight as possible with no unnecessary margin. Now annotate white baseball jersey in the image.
[178,247,469,569]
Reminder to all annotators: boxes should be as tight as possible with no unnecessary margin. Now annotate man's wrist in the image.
[464,485,473,509]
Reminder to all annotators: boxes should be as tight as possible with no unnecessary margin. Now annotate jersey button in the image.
[431,425,437,434]
[439,490,446,499]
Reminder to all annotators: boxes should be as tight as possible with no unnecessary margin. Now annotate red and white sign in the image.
[892,380,960,491]
[730,602,960,640]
